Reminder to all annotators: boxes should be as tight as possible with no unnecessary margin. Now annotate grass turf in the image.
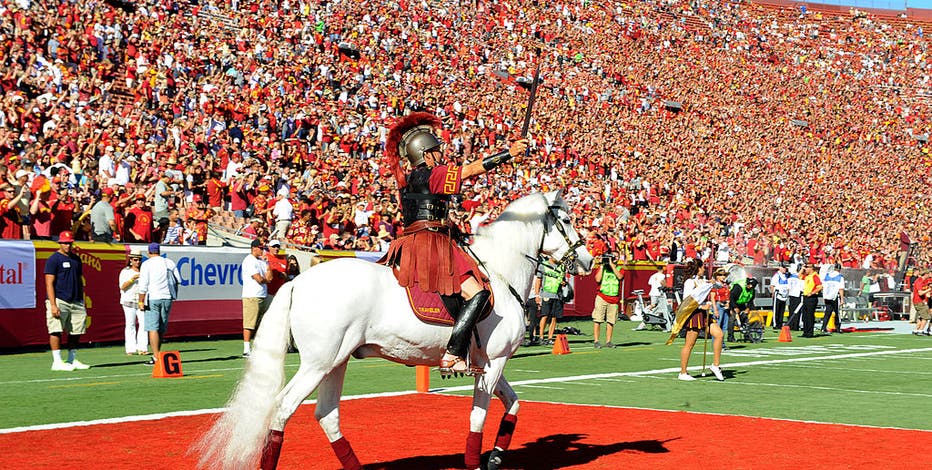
[1,319,930,431]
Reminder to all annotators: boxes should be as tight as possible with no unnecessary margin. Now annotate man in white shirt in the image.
[112,154,131,187]
[821,265,845,334]
[647,265,671,332]
[271,188,294,240]
[786,271,805,330]
[770,265,790,329]
[137,243,181,364]
[241,239,272,356]
[98,145,116,181]
[352,200,374,236]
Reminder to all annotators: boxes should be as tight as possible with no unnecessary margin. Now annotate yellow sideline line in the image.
[49,381,122,389]
[179,374,224,380]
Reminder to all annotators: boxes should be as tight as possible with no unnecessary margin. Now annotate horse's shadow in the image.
[511,350,556,359]
[362,433,675,469]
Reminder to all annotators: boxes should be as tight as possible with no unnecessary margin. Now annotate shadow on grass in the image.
[363,433,675,469]
[512,350,556,359]
[181,355,243,364]
[88,355,243,368]
[617,341,652,347]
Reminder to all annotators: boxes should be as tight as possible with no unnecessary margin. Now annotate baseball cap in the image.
[135,193,146,200]
[250,239,263,248]
[148,242,161,254]
[58,231,75,243]
[102,187,115,197]
[14,170,28,179]
[268,239,282,248]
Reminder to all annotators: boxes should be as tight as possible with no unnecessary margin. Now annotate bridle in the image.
[465,198,586,308]
[539,204,586,273]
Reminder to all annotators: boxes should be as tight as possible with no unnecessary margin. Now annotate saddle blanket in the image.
[404,282,495,326]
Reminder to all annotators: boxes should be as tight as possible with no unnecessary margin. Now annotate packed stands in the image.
[1,0,929,271]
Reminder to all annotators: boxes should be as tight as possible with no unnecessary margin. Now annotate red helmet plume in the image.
[384,112,442,189]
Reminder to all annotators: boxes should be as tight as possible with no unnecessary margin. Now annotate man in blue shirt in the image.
[44,230,90,371]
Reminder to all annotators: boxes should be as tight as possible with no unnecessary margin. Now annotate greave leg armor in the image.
[447,290,490,359]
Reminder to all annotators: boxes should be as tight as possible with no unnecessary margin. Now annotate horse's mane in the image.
[471,192,562,290]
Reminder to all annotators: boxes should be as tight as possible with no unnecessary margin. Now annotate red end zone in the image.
[2,394,928,469]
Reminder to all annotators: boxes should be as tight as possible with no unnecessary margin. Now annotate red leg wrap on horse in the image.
[330,437,362,470]
[494,413,518,450]
[465,431,483,468]
[259,429,285,470]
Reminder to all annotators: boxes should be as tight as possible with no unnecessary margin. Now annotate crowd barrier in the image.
[0,239,897,349]
[0,241,449,349]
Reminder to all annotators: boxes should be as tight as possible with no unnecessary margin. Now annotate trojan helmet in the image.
[385,112,443,187]
[388,112,442,167]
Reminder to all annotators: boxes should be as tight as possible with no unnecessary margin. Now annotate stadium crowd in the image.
[1,0,930,270]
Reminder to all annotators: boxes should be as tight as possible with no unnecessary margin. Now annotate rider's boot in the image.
[440,289,490,376]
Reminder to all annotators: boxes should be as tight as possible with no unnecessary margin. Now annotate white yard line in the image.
[636,375,932,398]
[0,390,415,435]
[435,347,932,391]
[0,364,298,386]
[3,347,931,435]
[776,363,932,375]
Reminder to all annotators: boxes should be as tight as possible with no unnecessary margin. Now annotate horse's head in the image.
[540,190,594,275]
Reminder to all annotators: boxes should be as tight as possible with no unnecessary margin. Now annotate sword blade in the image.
[520,63,541,138]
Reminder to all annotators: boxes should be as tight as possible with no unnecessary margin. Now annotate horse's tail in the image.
[194,282,294,469]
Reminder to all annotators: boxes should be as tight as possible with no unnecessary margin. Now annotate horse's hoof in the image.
[487,448,503,470]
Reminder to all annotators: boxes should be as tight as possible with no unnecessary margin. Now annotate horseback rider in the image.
[383,112,528,375]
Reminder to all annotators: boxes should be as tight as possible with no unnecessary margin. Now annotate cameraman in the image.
[591,252,623,349]
[534,254,569,346]
[728,277,758,343]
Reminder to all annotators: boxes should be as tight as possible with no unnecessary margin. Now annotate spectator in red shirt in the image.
[206,171,227,212]
[30,183,54,240]
[266,239,288,296]
[0,183,27,239]
[124,194,153,243]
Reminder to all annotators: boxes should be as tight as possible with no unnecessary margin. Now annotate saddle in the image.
[404,281,495,326]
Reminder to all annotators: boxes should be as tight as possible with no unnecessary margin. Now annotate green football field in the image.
[1,319,930,432]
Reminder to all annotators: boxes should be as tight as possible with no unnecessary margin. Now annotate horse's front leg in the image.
[466,358,506,469]
[487,376,519,470]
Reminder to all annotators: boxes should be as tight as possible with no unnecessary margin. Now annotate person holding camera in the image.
[728,276,758,343]
[591,252,623,349]
[535,254,570,346]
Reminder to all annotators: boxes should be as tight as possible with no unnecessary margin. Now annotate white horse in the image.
[196,190,593,470]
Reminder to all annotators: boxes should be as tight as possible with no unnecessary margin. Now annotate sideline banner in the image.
[0,241,127,348]
[146,245,251,301]
[0,241,36,309]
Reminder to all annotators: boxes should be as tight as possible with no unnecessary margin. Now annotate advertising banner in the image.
[152,245,251,301]
[0,241,128,348]
[0,241,36,309]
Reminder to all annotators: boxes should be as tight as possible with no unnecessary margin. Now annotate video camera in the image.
[600,253,617,267]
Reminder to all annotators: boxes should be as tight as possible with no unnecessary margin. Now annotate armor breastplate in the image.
[401,166,450,225]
